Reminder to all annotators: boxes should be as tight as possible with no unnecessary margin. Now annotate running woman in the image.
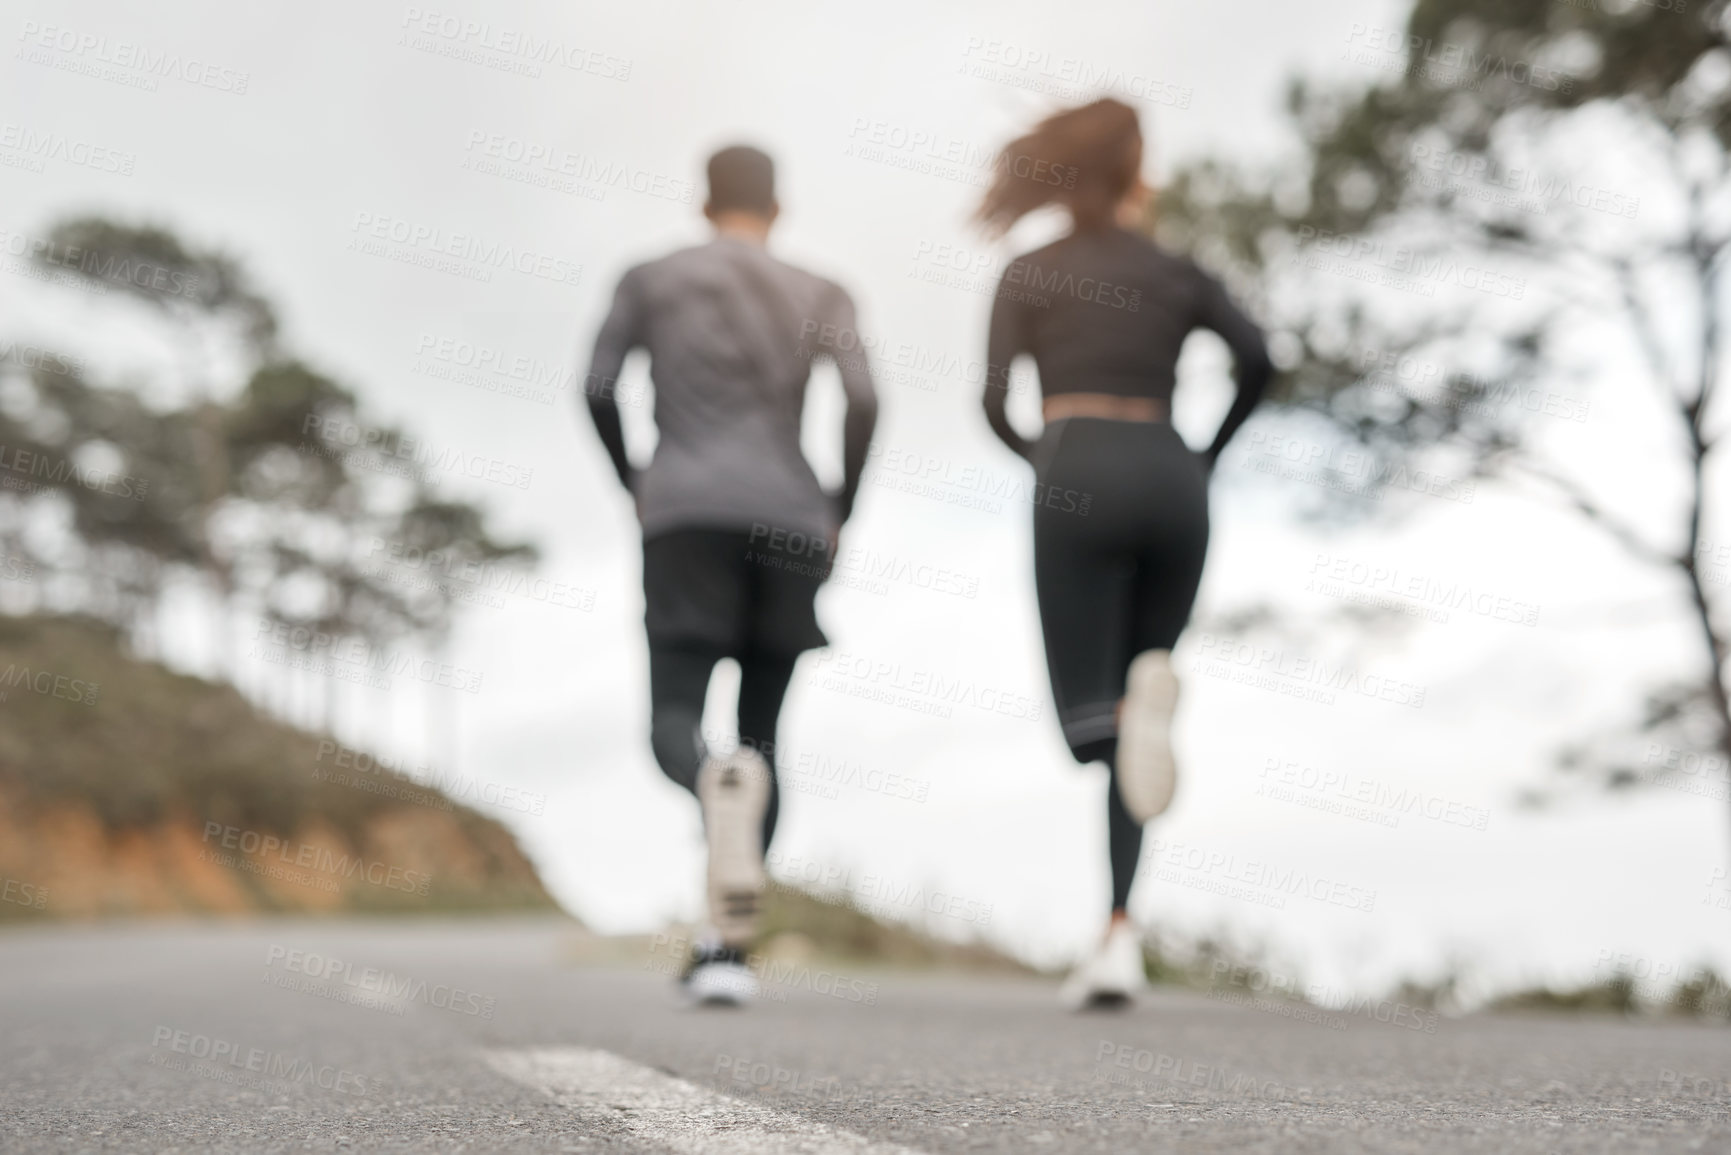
[582,145,879,1004]
[977,100,1273,1009]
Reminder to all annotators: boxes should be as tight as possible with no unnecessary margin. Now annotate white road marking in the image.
[486,1046,931,1155]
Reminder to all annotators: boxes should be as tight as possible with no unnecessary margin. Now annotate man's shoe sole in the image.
[697,751,771,947]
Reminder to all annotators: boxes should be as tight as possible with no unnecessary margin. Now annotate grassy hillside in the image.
[0,614,558,919]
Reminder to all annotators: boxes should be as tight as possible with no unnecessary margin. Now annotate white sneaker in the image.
[697,750,771,947]
[1116,650,1179,823]
[1060,921,1148,1011]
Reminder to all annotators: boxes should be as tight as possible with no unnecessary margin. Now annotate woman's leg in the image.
[737,649,798,854]
[1106,435,1211,892]
[1103,741,1144,912]
[1034,500,1136,915]
[1037,421,1211,917]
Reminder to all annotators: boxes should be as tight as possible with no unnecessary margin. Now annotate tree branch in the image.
[1510,458,1683,570]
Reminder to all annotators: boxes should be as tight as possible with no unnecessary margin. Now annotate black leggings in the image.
[1032,418,1210,911]
[648,644,797,854]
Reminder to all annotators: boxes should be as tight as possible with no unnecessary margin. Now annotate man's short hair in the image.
[707,145,776,215]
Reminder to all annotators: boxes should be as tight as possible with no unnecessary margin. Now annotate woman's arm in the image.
[1192,263,1273,470]
[982,266,1035,463]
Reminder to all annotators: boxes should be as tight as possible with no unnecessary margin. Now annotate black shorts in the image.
[643,527,831,658]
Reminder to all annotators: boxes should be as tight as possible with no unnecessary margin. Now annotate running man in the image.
[977,100,1273,1009]
[581,145,879,1004]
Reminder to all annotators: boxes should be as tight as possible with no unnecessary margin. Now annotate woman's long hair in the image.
[976,98,1142,237]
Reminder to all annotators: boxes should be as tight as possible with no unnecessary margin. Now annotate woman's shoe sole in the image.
[1116,650,1179,823]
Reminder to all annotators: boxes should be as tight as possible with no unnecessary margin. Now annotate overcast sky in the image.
[5,0,1727,1002]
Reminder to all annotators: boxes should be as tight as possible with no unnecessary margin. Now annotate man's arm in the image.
[1191,262,1273,471]
[581,268,643,489]
[825,284,879,524]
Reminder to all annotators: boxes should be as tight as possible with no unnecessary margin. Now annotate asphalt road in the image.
[1,917,1727,1154]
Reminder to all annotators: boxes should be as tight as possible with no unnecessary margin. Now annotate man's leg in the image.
[737,649,798,854]
[647,644,720,795]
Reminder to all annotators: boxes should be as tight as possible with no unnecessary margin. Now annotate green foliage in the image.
[2,216,538,670]
[1168,0,1731,798]
[36,216,278,355]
